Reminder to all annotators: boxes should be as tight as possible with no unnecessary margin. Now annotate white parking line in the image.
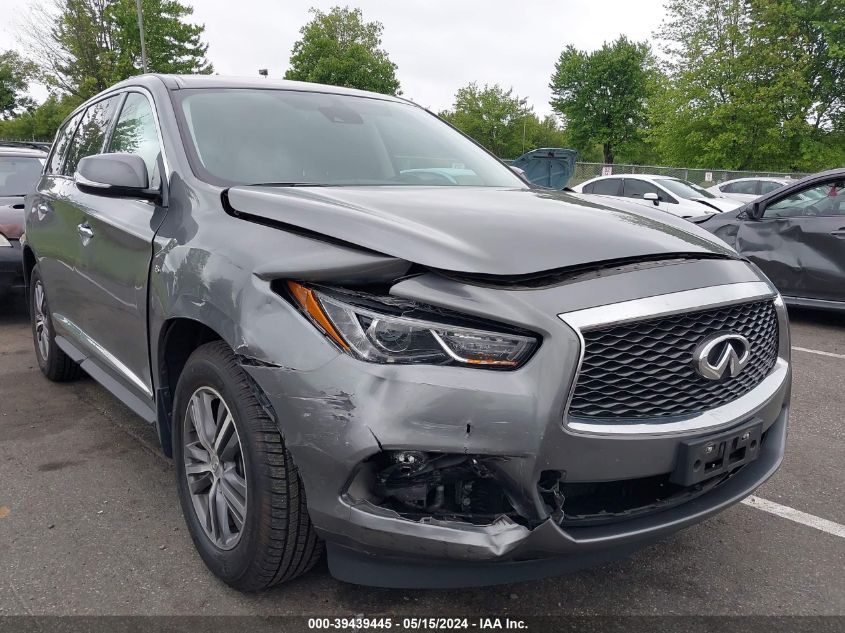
[741,495,845,538]
[792,346,845,360]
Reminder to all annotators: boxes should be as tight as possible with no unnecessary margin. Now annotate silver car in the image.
[706,177,792,202]
[23,75,791,590]
[575,174,743,218]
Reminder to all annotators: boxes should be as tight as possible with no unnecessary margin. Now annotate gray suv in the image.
[23,75,791,590]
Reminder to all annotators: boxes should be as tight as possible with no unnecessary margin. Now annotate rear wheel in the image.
[30,265,81,382]
[173,341,321,591]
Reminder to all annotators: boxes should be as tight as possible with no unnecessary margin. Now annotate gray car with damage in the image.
[695,168,845,313]
[23,75,791,590]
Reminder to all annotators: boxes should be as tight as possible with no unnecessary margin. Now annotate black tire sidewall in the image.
[172,347,265,586]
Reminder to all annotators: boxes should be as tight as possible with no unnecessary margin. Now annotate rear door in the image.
[40,95,122,354]
[74,90,168,401]
[736,179,845,302]
[28,108,88,343]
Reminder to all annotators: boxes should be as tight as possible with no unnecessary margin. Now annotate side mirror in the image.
[747,201,764,220]
[75,153,159,201]
[643,192,659,205]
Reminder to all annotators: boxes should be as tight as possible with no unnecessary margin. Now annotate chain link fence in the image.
[569,162,808,188]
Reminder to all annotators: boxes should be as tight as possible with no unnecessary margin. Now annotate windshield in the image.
[0,156,44,196]
[657,178,717,199]
[174,88,524,188]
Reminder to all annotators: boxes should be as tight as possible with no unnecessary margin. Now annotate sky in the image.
[0,0,666,116]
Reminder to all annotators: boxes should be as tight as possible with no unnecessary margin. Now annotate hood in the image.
[511,148,577,189]
[690,197,741,213]
[0,195,25,239]
[225,185,735,276]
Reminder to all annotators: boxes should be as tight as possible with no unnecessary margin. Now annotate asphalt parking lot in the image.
[0,295,843,617]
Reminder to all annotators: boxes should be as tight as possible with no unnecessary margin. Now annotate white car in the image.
[706,177,791,202]
[573,174,742,218]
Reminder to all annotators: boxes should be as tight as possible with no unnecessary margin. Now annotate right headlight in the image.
[287,281,538,369]
[0,234,11,247]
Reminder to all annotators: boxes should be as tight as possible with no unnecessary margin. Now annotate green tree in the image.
[522,114,571,154]
[651,0,845,171]
[284,6,400,95]
[24,0,212,100]
[441,83,541,158]
[0,50,38,119]
[0,93,81,140]
[549,36,653,164]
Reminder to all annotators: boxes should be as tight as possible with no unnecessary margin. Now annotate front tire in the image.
[29,265,81,382]
[173,341,321,591]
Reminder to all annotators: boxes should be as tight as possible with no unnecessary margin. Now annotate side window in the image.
[723,180,756,195]
[764,181,845,218]
[592,178,622,196]
[760,180,785,194]
[46,112,83,175]
[623,179,660,199]
[107,92,163,188]
[581,182,594,193]
[62,95,120,176]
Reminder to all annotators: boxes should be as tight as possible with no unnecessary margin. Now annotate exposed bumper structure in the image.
[328,404,787,588]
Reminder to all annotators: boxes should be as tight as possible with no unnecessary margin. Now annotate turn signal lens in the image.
[287,281,349,350]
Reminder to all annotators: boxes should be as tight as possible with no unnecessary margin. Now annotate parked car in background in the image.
[706,177,792,203]
[25,75,790,591]
[573,174,742,218]
[696,168,845,312]
[1,142,48,299]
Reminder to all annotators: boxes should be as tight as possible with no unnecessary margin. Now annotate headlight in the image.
[287,282,538,369]
[0,234,11,247]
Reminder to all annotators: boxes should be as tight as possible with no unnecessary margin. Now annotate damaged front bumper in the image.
[329,404,787,588]
[238,260,791,588]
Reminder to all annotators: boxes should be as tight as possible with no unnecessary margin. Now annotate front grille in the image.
[568,300,779,420]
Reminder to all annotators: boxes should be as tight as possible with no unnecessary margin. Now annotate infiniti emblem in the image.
[692,332,751,380]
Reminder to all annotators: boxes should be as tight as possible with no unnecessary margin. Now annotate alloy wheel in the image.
[183,386,247,550]
[33,280,49,360]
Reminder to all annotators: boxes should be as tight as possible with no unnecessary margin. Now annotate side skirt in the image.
[55,335,157,424]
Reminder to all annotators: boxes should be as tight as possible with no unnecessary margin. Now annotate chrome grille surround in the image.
[558,282,790,435]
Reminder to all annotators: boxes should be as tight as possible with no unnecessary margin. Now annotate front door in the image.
[621,177,680,214]
[736,179,845,303]
[74,91,168,400]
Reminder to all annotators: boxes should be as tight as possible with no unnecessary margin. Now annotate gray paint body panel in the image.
[24,74,792,585]
[226,184,735,275]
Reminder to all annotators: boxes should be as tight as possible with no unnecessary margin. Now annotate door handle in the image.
[77,222,94,242]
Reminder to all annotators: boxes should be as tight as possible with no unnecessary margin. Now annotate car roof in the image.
[719,177,790,184]
[586,174,677,181]
[0,138,49,158]
[0,144,47,158]
[62,74,421,129]
[110,73,411,105]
